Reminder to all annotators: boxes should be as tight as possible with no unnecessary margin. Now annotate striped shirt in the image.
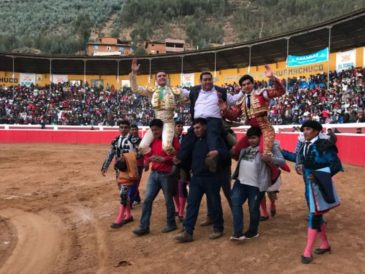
[101,134,134,171]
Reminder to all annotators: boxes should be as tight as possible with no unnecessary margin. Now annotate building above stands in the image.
[165,38,185,53]
[86,38,133,56]
[145,39,185,55]
[87,37,185,56]
[144,40,166,55]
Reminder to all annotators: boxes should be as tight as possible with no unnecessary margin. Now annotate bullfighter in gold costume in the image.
[129,59,187,155]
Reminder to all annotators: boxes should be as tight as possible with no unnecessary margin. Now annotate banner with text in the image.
[52,74,69,84]
[271,64,325,78]
[180,73,195,87]
[121,80,130,87]
[20,73,36,87]
[288,48,328,67]
[336,49,356,71]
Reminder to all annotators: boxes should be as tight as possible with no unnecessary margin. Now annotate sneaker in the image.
[110,222,123,229]
[175,231,193,243]
[230,233,246,241]
[314,246,331,255]
[260,216,269,221]
[209,231,223,240]
[132,201,141,207]
[301,255,313,264]
[161,224,177,233]
[244,231,259,239]
[121,216,134,225]
[133,227,150,236]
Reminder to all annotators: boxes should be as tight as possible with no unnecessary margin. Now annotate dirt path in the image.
[0,144,364,274]
[0,209,70,274]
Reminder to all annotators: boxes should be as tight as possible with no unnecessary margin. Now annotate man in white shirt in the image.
[178,71,243,170]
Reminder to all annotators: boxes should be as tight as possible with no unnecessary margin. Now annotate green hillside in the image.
[0,0,123,54]
[0,0,363,54]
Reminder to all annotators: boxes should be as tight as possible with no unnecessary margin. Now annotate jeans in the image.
[206,167,232,218]
[231,180,264,235]
[139,171,176,229]
[184,175,224,235]
[205,117,223,151]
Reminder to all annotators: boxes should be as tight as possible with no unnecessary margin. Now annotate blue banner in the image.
[288,48,328,67]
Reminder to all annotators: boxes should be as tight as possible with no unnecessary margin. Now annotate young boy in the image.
[230,127,285,240]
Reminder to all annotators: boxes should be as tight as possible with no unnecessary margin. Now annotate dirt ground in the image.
[0,143,364,274]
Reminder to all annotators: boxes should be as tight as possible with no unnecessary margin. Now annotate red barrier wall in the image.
[0,130,119,144]
[1,130,364,166]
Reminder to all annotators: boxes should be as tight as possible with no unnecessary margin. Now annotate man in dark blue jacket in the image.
[175,118,231,242]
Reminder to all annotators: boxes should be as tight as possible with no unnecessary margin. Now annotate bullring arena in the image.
[0,125,365,274]
[1,10,365,274]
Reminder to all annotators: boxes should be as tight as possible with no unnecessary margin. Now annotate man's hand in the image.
[255,89,264,95]
[173,156,181,165]
[131,58,140,73]
[207,150,219,158]
[264,65,276,80]
[262,153,273,164]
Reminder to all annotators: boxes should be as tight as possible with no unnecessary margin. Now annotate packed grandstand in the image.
[1,9,365,128]
[2,5,365,274]
[1,67,364,126]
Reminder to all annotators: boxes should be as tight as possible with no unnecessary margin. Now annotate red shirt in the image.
[322,110,330,118]
[144,137,180,173]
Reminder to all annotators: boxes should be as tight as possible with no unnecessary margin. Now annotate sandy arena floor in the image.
[0,143,364,274]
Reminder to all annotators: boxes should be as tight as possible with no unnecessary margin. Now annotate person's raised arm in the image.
[262,65,285,99]
[129,58,153,96]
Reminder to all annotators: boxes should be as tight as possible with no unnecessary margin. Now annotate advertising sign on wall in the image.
[336,49,356,71]
[288,48,328,67]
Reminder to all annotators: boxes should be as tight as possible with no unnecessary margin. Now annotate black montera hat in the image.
[300,120,323,132]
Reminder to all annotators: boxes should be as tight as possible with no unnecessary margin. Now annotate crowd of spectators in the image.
[0,84,156,126]
[265,67,365,125]
[1,67,365,126]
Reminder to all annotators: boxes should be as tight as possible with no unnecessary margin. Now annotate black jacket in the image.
[191,134,231,177]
